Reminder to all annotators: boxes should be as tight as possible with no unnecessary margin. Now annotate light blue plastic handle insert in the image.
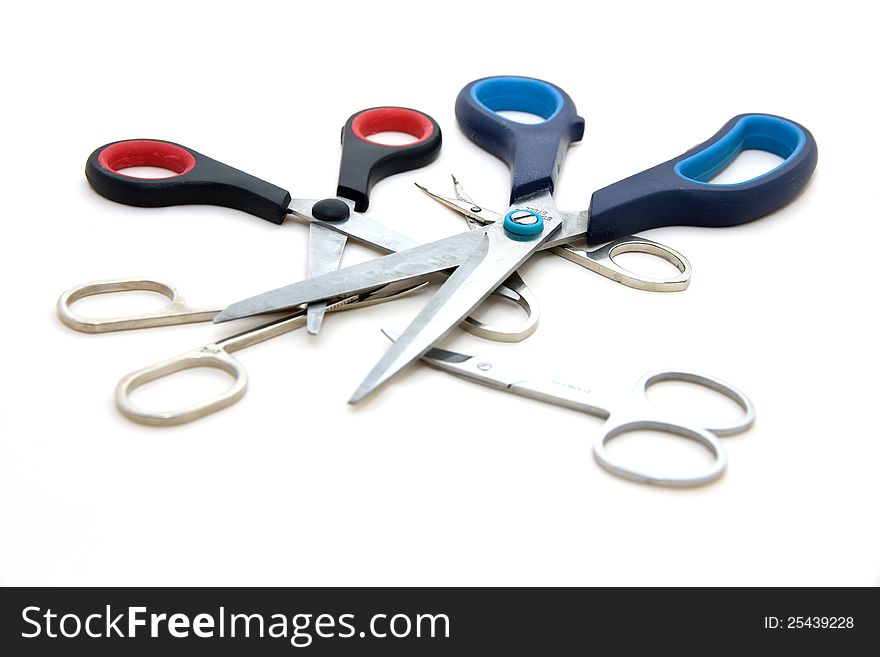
[586,113,818,244]
[675,114,807,185]
[455,76,585,204]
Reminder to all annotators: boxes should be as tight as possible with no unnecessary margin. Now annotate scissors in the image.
[85,106,538,342]
[57,277,427,425]
[215,76,818,403]
[416,175,692,292]
[384,330,755,487]
[417,175,693,292]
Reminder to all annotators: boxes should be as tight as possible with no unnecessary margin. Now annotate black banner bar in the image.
[1,587,877,655]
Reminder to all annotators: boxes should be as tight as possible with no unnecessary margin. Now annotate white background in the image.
[1,1,878,586]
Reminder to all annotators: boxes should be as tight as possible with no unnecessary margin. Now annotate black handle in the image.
[85,139,292,224]
[336,107,442,212]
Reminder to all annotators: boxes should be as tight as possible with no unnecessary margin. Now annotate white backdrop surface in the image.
[1,0,878,586]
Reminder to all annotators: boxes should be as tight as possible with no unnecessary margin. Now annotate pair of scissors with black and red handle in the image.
[85,107,440,336]
[84,107,538,341]
[86,106,441,219]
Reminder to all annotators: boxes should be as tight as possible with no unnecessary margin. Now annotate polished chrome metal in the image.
[593,421,726,487]
[415,179,540,343]
[209,173,698,402]
[58,274,534,428]
[416,177,691,292]
[214,231,485,322]
[214,225,579,324]
[464,274,538,342]
[114,282,427,426]
[386,332,755,488]
[58,278,220,333]
[552,238,689,292]
[306,223,348,335]
[413,181,498,228]
[634,370,756,437]
[288,198,419,254]
[348,190,563,403]
[289,197,538,343]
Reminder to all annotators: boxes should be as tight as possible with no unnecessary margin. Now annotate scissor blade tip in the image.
[349,373,389,404]
[380,329,401,342]
[348,388,370,405]
[306,313,324,335]
[413,182,427,191]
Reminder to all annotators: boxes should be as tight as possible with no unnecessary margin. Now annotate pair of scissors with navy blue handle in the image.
[454,77,817,242]
[214,75,818,403]
[83,107,539,342]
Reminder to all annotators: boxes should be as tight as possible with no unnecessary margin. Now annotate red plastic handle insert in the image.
[97,140,197,178]
[351,108,434,146]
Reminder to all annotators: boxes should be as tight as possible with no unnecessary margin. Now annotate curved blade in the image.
[350,192,562,403]
[214,230,485,323]
[414,177,502,227]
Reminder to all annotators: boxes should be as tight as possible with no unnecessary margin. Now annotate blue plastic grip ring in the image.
[503,209,544,236]
[470,77,564,121]
[674,115,807,186]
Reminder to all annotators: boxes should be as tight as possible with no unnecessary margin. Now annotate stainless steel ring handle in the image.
[115,347,247,426]
[593,419,728,487]
[636,370,756,437]
[553,236,691,292]
[57,277,220,333]
[593,370,755,486]
[459,271,539,343]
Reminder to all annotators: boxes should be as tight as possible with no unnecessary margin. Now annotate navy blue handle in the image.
[455,76,585,205]
[586,114,818,244]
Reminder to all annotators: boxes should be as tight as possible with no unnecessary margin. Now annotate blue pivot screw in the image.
[503,208,544,236]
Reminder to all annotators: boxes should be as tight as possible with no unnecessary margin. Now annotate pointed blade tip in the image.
[212,309,235,324]
[348,386,371,405]
[306,307,324,335]
[380,328,400,342]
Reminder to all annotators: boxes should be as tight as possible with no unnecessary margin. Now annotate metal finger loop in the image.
[553,236,691,292]
[115,348,247,426]
[593,419,728,487]
[637,369,756,437]
[459,273,540,342]
[57,277,219,333]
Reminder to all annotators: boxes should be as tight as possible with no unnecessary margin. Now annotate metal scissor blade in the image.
[414,180,501,227]
[350,201,562,403]
[451,174,475,204]
[306,224,348,335]
[288,198,421,254]
[381,329,517,390]
[214,230,486,323]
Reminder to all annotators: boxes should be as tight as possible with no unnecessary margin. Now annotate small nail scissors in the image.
[214,76,818,403]
[384,330,756,487]
[57,278,427,425]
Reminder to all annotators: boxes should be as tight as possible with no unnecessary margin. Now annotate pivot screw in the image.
[508,210,539,225]
[503,209,545,236]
